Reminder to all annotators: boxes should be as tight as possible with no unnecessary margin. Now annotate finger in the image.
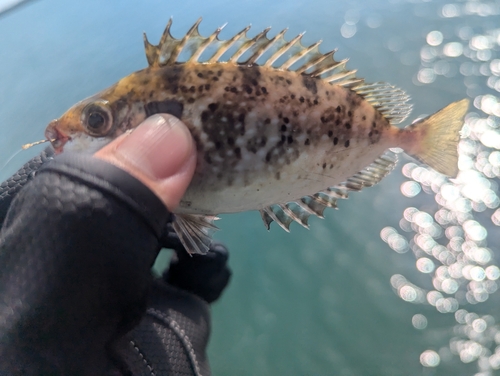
[94,114,196,211]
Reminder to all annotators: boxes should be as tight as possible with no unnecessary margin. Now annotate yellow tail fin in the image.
[403,99,469,178]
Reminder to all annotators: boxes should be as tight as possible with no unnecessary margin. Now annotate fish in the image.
[44,18,469,254]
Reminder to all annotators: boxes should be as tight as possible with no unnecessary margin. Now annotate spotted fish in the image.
[44,19,469,254]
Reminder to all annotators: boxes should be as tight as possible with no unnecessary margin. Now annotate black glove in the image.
[0,149,230,375]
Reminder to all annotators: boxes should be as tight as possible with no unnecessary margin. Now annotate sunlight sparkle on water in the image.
[381,0,500,373]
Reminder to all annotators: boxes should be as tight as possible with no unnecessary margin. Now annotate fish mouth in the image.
[45,120,70,154]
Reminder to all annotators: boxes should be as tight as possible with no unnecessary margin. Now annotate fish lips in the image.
[45,119,70,153]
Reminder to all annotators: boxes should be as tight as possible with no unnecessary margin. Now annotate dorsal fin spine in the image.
[279,40,321,70]
[228,27,270,63]
[263,31,304,67]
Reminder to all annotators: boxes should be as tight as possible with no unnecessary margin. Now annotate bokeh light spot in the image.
[427,31,443,46]
[412,314,428,329]
[416,257,435,273]
[420,350,440,367]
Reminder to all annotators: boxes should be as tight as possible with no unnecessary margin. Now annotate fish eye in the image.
[81,101,113,136]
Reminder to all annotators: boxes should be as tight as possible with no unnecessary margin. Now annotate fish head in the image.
[45,83,147,154]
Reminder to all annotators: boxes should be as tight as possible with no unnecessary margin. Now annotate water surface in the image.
[1,1,499,375]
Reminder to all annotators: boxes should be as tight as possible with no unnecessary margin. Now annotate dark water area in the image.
[1,0,499,374]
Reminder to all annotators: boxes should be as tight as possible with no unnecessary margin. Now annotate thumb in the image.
[94,114,196,211]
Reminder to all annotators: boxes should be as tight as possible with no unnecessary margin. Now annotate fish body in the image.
[44,19,469,254]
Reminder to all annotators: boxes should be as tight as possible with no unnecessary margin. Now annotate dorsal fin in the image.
[143,19,412,121]
[142,18,363,88]
[259,151,398,231]
[352,83,412,124]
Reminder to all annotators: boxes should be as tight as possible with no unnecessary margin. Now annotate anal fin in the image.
[260,151,398,231]
[172,214,219,255]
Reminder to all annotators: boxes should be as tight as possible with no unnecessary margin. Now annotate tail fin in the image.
[403,99,469,178]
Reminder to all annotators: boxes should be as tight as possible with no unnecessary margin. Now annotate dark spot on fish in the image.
[305,138,310,145]
[217,70,222,77]
[345,123,351,129]
[208,70,213,75]
[313,99,319,105]
[322,163,326,169]
[227,137,235,146]
[302,75,318,95]
[281,124,287,132]
[293,111,298,117]
[198,85,204,92]
[189,86,196,93]
[372,121,376,128]
[230,87,238,93]
[281,135,286,143]
[369,131,373,137]
[161,65,184,94]
[336,106,342,113]
[239,65,261,91]
[215,141,222,150]
[208,103,218,112]
[287,136,293,144]
[283,117,289,124]
[238,113,246,123]
[291,94,295,99]
[235,147,241,159]
[201,111,210,122]
[375,130,379,134]
[328,130,333,137]
[212,76,219,81]
[348,111,352,117]
[265,151,272,162]
[333,137,338,145]
[180,86,188,93]
[187,98,195,103]
[345,140,350,147]
[286,79,292,85]
[362,115,366,121]
[330,164,333,169]
[264,118,270,125]
[299,97,305,103]
[205,84,210,90]
[261,87,267,94]
[197,72,204,78]
[335,119,341,126]
[243,85,252,94]
[275,171,281,180]
[144,99,184,119]
[255,89,261,96]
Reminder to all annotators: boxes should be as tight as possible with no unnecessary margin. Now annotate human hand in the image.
[0,114,200,373]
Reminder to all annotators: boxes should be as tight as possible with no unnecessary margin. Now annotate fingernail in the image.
[115,114,193,180]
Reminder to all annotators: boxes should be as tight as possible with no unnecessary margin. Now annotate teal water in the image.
[1,1,499,375]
